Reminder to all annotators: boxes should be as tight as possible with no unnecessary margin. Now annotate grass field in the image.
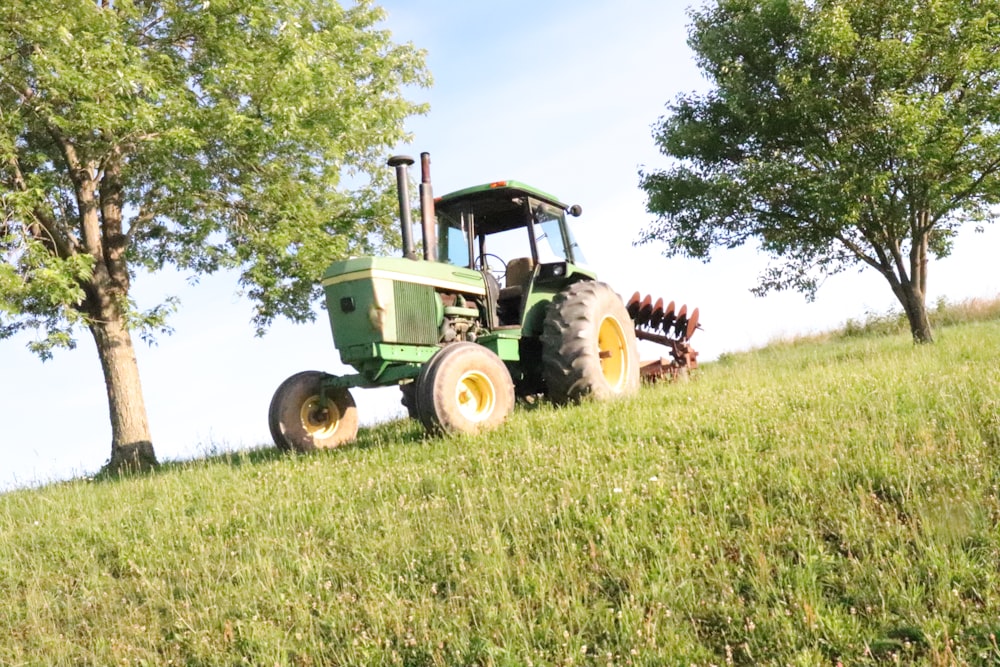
[2,305,999,666]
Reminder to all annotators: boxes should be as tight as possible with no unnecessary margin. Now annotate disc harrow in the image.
[626,291,701,381]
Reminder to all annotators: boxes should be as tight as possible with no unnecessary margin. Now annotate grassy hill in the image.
[2,308,999,666]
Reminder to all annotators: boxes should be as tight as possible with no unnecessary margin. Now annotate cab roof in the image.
[436,180,569,211]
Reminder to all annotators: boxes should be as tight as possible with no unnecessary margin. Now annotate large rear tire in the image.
[541,281,640,404]
[268,371,359,452]
[416,343,515,435]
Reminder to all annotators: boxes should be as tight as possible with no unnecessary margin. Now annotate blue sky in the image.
[3,0,999,491]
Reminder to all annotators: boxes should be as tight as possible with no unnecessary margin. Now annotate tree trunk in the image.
[897,281,934,344]
[63,143,158,474]
[89,302,158,474]
[904,214,933,344]
[874,225,934,344]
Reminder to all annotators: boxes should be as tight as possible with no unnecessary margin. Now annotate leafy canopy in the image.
[640,0,1000,298]
[0,0,428,353]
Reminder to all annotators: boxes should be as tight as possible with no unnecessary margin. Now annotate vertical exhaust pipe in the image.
[387,155,417,260]
[419,152,437,262]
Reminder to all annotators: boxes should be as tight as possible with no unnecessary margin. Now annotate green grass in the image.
[2,312,1000,666]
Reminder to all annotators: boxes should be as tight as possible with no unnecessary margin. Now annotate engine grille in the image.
[393,281,439,344]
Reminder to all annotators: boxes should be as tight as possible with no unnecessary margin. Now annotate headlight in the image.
[537,262,568,281]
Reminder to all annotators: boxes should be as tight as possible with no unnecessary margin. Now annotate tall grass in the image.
[1,313,999,666]
[840,296,1000,339]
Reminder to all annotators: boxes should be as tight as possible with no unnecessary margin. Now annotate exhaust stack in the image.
[419,152,437,262]
[387,155,417,260]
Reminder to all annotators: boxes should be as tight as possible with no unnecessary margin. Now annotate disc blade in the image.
[685,307,700,340]
[626,291,641,319]
[650,297,665,329]
[672,305,688,338]
[637,295,653,326]
[661,300,676,333]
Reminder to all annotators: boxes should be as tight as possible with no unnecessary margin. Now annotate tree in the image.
[639,0,1000,343]
[0,0,428,473]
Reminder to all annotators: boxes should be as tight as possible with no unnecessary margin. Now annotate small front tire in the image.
[416,343,515,435]
[268,371,359,452]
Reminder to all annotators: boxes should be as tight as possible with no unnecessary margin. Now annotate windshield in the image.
[531,203,586,265]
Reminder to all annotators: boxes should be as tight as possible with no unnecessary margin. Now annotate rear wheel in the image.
[268,371,358,452]
[416,343,515,435]
[541,281,640,404]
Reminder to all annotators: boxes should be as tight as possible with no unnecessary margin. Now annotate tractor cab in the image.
[434,181,591,326]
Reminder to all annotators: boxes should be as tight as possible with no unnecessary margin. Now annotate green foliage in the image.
[0,0,428,343]
[3,315,1000,665]
[0,234,93,357]
[640,0,1000,337]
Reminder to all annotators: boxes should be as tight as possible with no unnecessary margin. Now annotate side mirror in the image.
[567,204,583,217]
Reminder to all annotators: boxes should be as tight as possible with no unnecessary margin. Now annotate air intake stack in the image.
[387,155,417,260]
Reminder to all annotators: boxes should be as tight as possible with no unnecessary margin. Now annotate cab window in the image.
[436,208,471,268]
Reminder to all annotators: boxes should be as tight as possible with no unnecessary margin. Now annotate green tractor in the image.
[269,153,697,451]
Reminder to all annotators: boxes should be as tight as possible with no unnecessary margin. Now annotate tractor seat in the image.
[499,257,535,301]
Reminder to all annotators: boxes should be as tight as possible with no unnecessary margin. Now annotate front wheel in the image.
[268,371,359,452]
[541,281,640,404]
[416,343,515,435]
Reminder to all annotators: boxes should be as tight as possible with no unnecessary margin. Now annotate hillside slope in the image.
[2,319,999,666]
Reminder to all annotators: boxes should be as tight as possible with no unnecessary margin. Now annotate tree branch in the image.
[100,145,130,293]
[911,211,929,295]
[941,155,1000,223]
[885,234,910,287]
[853,197,909,291]
[3,152,78,259]
[44,123,103,259]
[833,231,884,274]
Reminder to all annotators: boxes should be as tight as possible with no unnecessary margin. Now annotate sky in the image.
[2,0,999,492]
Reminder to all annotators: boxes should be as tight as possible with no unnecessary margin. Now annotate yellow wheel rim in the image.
[598,315,629,391]
[455,370,496,423]
[300,396,342,438]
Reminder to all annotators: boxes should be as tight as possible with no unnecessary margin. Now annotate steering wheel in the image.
[474,253,507,281]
